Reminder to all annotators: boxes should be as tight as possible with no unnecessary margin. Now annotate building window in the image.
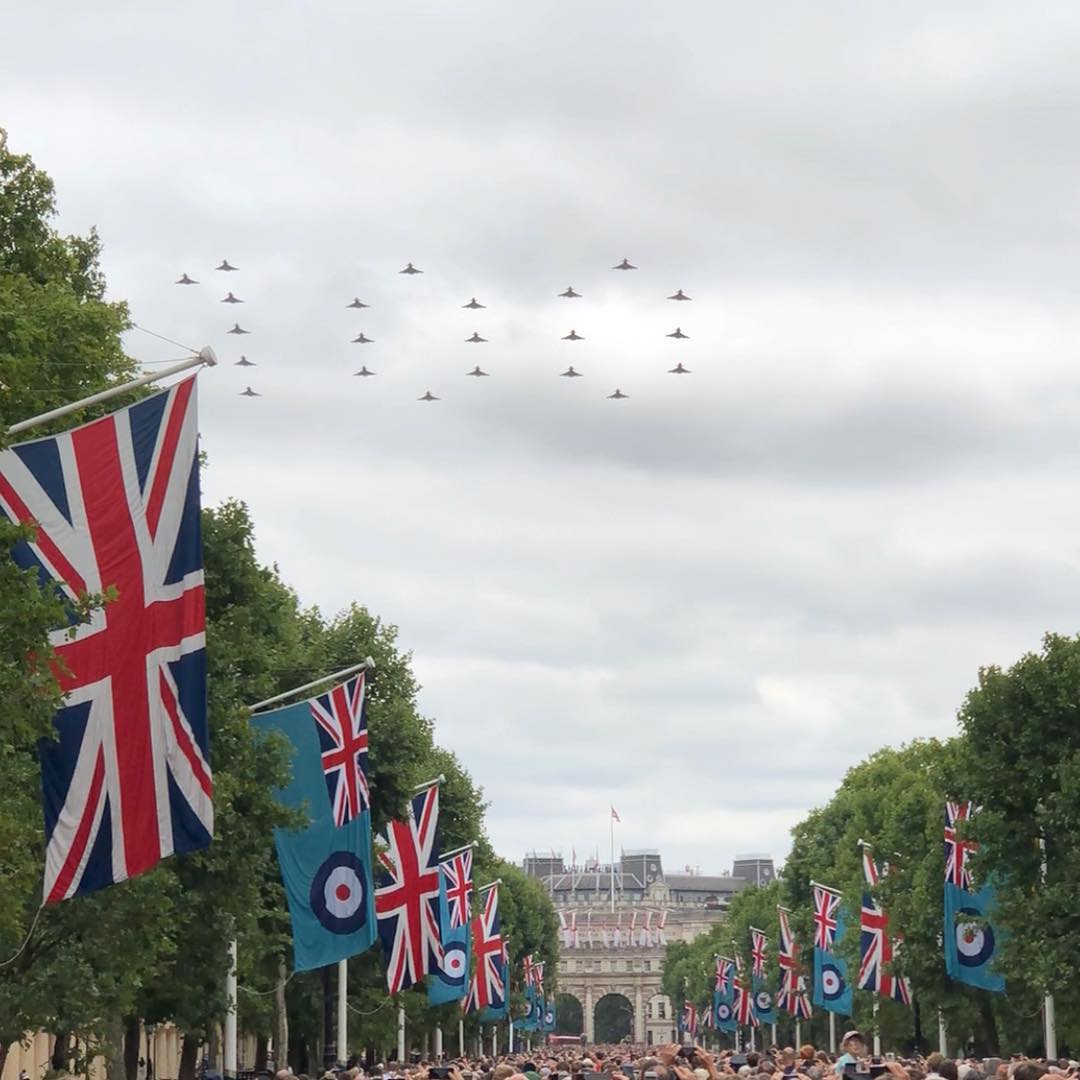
[644,960,652,972]
[657,1000,666,1020]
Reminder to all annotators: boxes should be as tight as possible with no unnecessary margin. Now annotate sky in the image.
[6,1,1080,875]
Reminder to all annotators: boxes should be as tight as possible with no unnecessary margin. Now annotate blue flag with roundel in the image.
[944,801,1004,993]
[812,884,853,1016]
[713,990,737,1032]
[428,850,472,1005]
[944,881,1005,992]
[252,674,376,973]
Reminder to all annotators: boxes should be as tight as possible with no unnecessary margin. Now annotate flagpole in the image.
[609,811,615,914]
[397,1005,406,1062]
[414,774,447,791]
[224,937,238,1079]
[829,1012,837,1053]
[872,1000,880,1056]
[440,840,480,862]
[458,1018,465,1057]
[337,959,348,1064]
[937,1011,946,1055]
[1039,835,1057,1058]
[248,659,375,712]
[7,349,218,437]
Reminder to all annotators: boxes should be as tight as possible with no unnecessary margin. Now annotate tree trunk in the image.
[0,1042,10,1080]
[273,957,289,1072]
[255,1037,269,1072]
[913,997,924,1053]
[104,1018,127,1080]
[52,1032,70,1072]
[125,1017,142,1080]
[179,1034,200,1080]
[978,994,1000,1056]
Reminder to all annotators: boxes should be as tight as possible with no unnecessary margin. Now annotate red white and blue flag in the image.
[858,845,911,1006]
[681,1001,698,1036]
[311,672,368,826]
[734,975,758,1027]
[466,883,506,1013]
[442,846,474,930]
[0,379,211,903]
[777,906,799,1014]
[375,783,443,992]
[945,801,976,889]
[813,884,841,950]
[715,956,733,995]
[751,927,768,978]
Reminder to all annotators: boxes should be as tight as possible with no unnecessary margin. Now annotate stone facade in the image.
[525,849,774,1045]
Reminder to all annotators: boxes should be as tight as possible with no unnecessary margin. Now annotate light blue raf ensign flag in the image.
[252,676,376,973]
[945,881,1005,992]
[813,908,853,1017]
[428,859,471,1005]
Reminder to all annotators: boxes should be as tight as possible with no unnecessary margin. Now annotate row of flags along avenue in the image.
[0,375,553,1018]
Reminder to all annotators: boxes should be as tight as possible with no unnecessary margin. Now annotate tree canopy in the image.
[0,135,559,1074]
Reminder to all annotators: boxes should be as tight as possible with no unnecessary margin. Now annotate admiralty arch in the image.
[523,851,774,1043]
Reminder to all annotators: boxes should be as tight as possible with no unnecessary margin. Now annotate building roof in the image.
[665,874,747,893]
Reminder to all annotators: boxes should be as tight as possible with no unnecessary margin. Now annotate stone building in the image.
[524,849,774,1044]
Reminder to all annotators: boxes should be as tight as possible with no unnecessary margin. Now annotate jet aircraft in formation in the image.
[176,255,696,401]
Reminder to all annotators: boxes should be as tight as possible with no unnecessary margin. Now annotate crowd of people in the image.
[272,1032,1075,1080]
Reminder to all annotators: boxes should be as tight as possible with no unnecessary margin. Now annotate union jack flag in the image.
[734,976,758,1027]
[858,845,911,1006]
[813,884,842,950]
[310,672,368,826]
[945,801,976,888]
[375,784,443,993]
[523,953,544,991]
[715,956,733,995]
[750,927,768,978]
[701,998,713,1028]
[681,1001,698,1036]
[467,884,506,1012]
[793,976,813,1020]
[441,847,474,930]
[0,379,212,903]
[777,906,800,1016]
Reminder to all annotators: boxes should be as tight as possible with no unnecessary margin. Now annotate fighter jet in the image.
[347,297,370,309]
[354,366,377,377]
[559,286,581,298]
[467,366,490,377]
[560,366,583,378]
[463,297,486,309]
[418,390,439,401]
[216,260,238,272]
[562,329,584,341]
[227,323,250,335]
[221,292,244,304]
[352,333,374,344]
[400,262,423,274]
[607,388,629,399]
[612,258,637,270]
[667,289,692,301]
[239,386,260,397]
[175,273,198,285]
[668,362,691,375]
[466,332,487,343]
[667,327,689,339]
[234,355,255,367]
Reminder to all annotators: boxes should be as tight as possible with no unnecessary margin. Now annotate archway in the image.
[594,993,633,1044]
[555,993,583,1036]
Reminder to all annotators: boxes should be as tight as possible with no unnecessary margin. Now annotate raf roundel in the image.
[544,1007,556,1027]
[755,990,772,1012]
[716,1001,733,1023]
[820,960,845,1000]
[310,851,368,934]
[437,940,469,985]
[956,907,995,967]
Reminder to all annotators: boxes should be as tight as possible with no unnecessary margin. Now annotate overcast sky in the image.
[6,2,1080,875]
